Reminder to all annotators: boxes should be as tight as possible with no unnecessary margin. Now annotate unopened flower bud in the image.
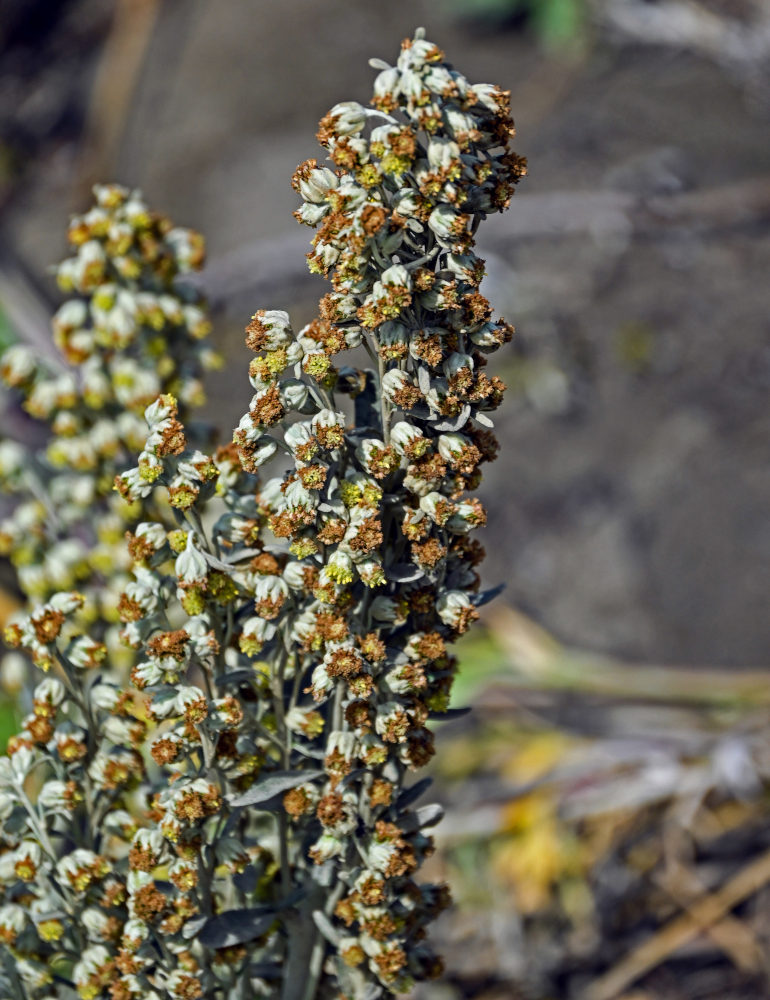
[175,533,207,587]
[327,101,368,136]
[299,166,338,204]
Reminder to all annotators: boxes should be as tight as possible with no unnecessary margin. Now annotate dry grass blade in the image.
[584,847,770,1000]
[655,865,763,972]
[0,587,21,628]
[484,603,770,709]
[75,0,161,201]
[0,254,64,371]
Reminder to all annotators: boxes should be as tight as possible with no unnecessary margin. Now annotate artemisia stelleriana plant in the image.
[0,28,525,1000]
[0,184,218,692]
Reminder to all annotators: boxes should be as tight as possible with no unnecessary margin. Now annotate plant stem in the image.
[377,354,391,444]
[302,881,346,1000]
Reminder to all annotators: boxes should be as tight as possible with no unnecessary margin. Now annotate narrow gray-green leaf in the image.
[396,777,433,810]
[229,769,323,808]
[402,802,445,833]
[198,909,276,948]
[472,582,505,606]
[433,404,471,432]
[416,803,444,828]
[428,705,472,721]
[312,909,341,946]
[387,563,423,583]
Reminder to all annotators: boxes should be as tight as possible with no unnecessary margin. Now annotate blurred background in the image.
[2,1,770,997]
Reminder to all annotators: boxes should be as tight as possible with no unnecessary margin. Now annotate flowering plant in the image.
[0,183,218,687]
[0,28,524,1000]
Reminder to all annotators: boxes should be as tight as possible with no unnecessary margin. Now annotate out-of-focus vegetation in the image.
[0,306,15,353]
[420,609,770,999]
[0,701,16,752]
[451,0,586,46]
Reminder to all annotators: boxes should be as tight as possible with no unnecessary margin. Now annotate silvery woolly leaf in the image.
[313,909,341,946]
[312,860,336,887]
[409,403,432,420]
[146,684,178,701]
[224,547,262,562]
[196,887,306,946]
[416,803,445,828]
[294,744,326,760]
[402,803,444,833]
[319,499,346,515]
[353,370,379,430]
[199,908,276,948]
[396,777,433,810]
[382,759,400,783]
[417,364,432,396]
[216,668,255,686]
[339,767,366,789]
[182,916,207,940]
[1,810,28,836]
[336,962,384,1000]
[336,364,363,387]
[433,404,471,432]
[475,411,494,428]
[429,705,472,722]
[201,551,233,572]
[33,909,68,922]
[387,563,423,583]
[249,962,282,979]
[229,769,323,808]
[233,864,259,894]
[472,582,506,606]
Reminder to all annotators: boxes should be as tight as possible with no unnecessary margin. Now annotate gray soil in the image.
[2,0,769,667]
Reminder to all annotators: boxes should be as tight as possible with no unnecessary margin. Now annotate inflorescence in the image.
[0,29,524,1000]
[0,184,218,685]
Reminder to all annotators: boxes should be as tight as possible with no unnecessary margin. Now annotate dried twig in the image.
[75,0,161,202]
[0,251,63,371]
[585,847,770,1000]
[655,864,763,972]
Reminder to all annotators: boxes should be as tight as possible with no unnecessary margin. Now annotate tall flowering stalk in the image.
[0,184,218,676]
[0,29,524,1000]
